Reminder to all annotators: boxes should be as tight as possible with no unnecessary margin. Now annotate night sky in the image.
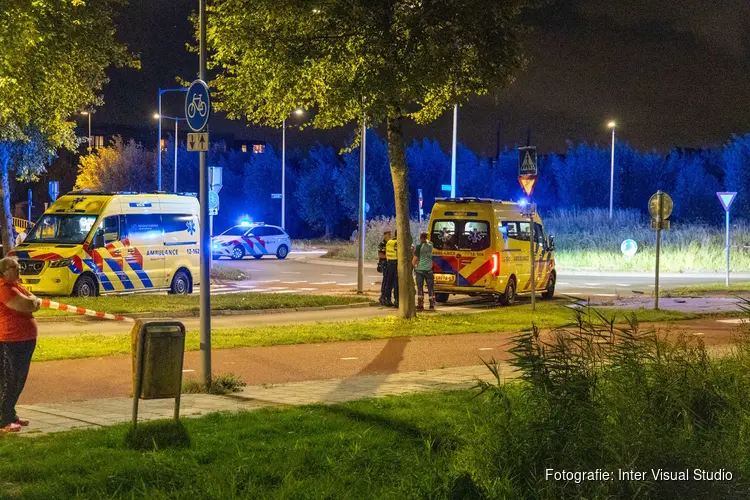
[94,0,750,156]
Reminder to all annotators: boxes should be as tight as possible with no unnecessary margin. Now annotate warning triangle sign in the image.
[520,152,536,174]
[717,191,737,212]
[518,176,538,197]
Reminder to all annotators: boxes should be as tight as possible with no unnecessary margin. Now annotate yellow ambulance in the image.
[8,192,201,297]
[429,198,556,305]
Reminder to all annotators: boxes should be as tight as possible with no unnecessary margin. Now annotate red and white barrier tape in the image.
[40,299,135,323]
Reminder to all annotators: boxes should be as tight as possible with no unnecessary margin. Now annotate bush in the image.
[323,217,428,260]
[474,304,750,499]
[183,373,247,395]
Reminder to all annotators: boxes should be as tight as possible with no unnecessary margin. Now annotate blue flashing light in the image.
[239,219,252,227]
[518,199,529,207]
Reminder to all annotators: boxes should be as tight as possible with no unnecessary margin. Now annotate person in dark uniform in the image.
[378,231,390,305]
[384,230,399,307]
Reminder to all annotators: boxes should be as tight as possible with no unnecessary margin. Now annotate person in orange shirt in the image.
[0,257,41,433]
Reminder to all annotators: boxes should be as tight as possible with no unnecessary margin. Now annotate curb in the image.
[297,255,379,270]
[35,301,377,323]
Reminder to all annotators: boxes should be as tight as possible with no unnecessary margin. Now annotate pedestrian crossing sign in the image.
[518,147,538,176]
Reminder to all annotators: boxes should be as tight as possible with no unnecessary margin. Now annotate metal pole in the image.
[198,0,211,389]
[654,191,663,310]
[357,117,366,294]
[530,205,536,311]
[451,104,457,198]
[726,210,730,287]
[282,118,286,230]
[88,113,92,154]
[158,90,162,191]
[609,126,615,219]
[27,189,31,223]
[174,120,179,193]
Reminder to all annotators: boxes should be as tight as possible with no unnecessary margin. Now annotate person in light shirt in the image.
[0,257,41,433]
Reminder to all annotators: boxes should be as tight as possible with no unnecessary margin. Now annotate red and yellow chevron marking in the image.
[457,254,494,287]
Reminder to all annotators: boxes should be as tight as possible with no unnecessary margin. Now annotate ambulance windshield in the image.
[25,214,98,244]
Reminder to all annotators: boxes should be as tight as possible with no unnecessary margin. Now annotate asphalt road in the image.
[211,250,750,298]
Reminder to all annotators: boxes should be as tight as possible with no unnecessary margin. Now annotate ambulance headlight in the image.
[49,258,73,268]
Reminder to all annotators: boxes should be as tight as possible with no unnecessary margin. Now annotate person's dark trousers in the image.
[0,339,36,427]
[385,260,399,305]
[415,270,434,308]
[379,260,388,304]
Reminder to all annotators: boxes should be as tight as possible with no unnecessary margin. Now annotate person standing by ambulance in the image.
[378,230,390,306]
[0,257,41,433]
[383,230,399,307]
[413,232,435,311]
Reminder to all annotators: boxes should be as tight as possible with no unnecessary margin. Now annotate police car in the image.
[212,222,291,260]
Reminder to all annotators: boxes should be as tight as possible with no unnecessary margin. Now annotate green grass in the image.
[0,390,495,498]
[34,293,372,318]
[31,302,713,362]
[663,282,750,297]
[209,266,248,281]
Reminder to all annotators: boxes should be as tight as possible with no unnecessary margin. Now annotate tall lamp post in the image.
[154,113,186,193]
[81,111,92,153]
[450,104,458,198]
[608,120,616,219]
[157,88,189,191]
[282,109,304,230]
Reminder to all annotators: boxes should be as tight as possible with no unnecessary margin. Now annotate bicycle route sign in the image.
[185,79,211,132]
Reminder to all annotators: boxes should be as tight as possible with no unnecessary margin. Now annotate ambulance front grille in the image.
[18,259,44,276]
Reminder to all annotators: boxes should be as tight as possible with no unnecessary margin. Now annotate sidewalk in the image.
[15,365,503,436]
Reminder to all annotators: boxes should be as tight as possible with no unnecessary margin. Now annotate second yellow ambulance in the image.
[429,197,556,305]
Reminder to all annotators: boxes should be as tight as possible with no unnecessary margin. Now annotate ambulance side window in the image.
[503,222,530,242]
[124,214,163,245]
[92,216,120,248]
[534,223,546,251]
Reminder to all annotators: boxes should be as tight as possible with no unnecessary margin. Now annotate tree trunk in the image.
[386,112,415,319]
[0,157,14,254]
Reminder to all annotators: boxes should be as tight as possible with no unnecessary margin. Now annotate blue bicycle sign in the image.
[185,80,211,131]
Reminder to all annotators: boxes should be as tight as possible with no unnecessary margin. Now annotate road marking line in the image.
[368,275,382,278]
[340,357,359,360]
[264,290,297,294]
[310,281,336,285]
[557,282,570,285]
[718,319,747,324]
[281,281,308,284]
[263,287,289,290]
[249,288,270,293]
[615,283,631,287]
[182,369,195,373]
[281,272,301,274]
[337,282,358,286]
[693,332,705,336]
[478,348,494,351]
[584,283,601,286]
[324,273,346,277]
[298,288,317,291]
[593,294,618,297]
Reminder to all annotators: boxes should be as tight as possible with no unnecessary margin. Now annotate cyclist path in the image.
[21,316,741,405]
[12,317,743,435]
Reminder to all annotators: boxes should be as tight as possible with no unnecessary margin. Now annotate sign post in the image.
[518,147,539,311]
[717,192,737,287]
[648,190,673,309]
[187,0,211,389]
[418,189,423,223]
[27,189,32,224]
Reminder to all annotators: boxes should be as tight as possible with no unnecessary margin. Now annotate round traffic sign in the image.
[185,80,211,132]
[620,239,638,257]
[208,190,219,210]
[648,191,673,220]
[365,202,370,213]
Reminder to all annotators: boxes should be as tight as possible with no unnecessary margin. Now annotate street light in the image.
[81,111,92,154]
[154,113,186,193]
[157,88,189,191]
[608,120,616,219]
[281,108,305,230]
[450,104,458,198]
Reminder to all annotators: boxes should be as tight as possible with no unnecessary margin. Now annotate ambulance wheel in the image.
[497,277,516,306]
[435,293,449,303]
[542,272,556,300]
[231,245,245,260]
[170,270,190,295]
[73,275,97,298]
[253,255,263,260]
[276,245,289,260]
